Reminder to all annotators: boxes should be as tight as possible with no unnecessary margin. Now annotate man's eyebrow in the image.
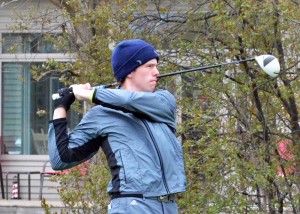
[146,62,158,66]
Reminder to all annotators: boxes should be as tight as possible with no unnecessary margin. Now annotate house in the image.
[0,0,77,211]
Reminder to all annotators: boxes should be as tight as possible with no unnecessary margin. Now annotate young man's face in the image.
[126,59,160,92]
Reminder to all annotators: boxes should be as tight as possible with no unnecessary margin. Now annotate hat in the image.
[112,39,159,82]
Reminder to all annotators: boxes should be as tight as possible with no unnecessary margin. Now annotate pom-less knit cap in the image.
[112,39,160,82]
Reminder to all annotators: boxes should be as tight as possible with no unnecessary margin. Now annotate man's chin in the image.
[150,85,156,92]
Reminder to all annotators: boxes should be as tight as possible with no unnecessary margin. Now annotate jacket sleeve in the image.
[92,88,177,129]
[48,109,104,170]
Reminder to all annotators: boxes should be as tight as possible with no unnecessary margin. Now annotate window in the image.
[2,33,64,54]
[1,33,81,155]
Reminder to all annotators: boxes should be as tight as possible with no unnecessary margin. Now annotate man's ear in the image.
[127,73,133,78]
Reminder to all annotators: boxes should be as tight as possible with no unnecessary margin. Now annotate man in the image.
[48,39,186,214]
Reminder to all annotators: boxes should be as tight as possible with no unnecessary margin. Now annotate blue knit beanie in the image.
[112,39,160,82]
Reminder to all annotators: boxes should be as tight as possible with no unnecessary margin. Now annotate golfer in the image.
[48,39,186,214]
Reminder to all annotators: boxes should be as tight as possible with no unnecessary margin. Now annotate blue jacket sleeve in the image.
[92,88,177,129]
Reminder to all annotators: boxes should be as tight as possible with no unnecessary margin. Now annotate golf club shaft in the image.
[52,57,255,100]
[158,58,255,78]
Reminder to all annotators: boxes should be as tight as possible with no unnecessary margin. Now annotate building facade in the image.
[0,0,78,201]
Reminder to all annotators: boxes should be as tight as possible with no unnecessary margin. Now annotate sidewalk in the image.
[0,199,64,214]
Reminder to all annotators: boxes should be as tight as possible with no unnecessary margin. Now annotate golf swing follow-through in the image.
[48,38,280,214]
[48,39,186,214]
[52,54,280,100]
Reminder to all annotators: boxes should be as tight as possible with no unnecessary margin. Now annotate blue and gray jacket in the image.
[48,88,186,197]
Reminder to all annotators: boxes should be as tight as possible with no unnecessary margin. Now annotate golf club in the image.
[52,54,280,100]
[158,55,280,78]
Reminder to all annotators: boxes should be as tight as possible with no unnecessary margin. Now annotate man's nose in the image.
[153,66,160,76]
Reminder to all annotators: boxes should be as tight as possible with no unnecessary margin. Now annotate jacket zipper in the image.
[142,120,170,195]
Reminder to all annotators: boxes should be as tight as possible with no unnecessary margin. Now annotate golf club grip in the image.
[52,93,62,100]
[52,87,73,100]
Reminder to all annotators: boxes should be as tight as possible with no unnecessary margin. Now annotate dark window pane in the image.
[2,34,24,53]
[2,33,64,53]
[1,62,82,154]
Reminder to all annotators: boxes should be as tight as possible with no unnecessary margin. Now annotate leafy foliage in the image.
[43,152,110,213]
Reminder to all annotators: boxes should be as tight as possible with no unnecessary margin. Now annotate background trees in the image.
[14,0,300,213]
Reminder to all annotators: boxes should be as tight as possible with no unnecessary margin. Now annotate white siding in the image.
[1,155,60,201]
[0,0,63,33]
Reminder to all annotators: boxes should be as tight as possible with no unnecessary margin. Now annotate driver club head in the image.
[254,55,280,77]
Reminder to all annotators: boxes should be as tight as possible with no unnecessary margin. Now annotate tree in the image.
[158,0,300,213]
[132,0,300,213]
[11,0,300,213]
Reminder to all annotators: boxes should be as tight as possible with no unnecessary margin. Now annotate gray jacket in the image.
[48,88,186,197]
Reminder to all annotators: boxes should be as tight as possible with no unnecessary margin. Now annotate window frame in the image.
[0,32,75,155]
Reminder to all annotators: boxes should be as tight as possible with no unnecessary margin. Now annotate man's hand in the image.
[54,89,75,111]
[71,83,94,101]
